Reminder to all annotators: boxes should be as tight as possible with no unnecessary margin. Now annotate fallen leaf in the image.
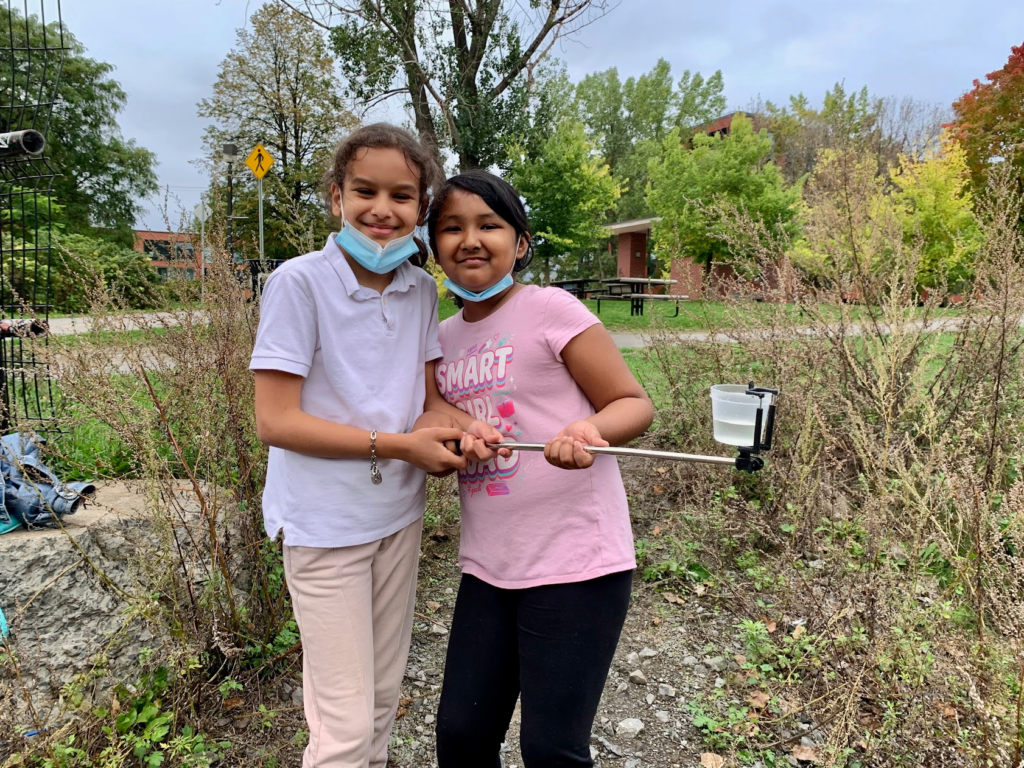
[700,754,726,768]
[655,466,669,475]
[693,583,706,596]
[111,697,120,716]
[734,654,747,666]
[395,695,413,718]
[652,525,662,536]
[766,619,778,633]
[651,616,662,626]
[748,691,769,709]
[223,697,243,711]
[792,624,806,640]
[426,601,441,612]
[663,591,683,605]
[653,485,666,495]
[937,702,957,719]
[792,744,819,763]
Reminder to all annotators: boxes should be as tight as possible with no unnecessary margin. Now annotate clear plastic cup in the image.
[710,385,771,447]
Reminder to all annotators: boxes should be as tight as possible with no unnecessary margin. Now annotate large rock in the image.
[0,483,183,727]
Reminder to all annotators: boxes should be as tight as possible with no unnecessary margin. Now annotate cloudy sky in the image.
[68,0,1024,230]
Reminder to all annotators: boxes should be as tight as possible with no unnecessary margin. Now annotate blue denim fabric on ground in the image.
[0,432,95,531]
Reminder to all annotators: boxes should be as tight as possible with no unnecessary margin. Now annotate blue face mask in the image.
[443,237,520,303]
[334,207,419,275]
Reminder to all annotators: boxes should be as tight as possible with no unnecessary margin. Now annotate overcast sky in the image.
[67,0,1024,230]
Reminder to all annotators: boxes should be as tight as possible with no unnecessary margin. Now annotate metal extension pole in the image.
[487,442,739,467]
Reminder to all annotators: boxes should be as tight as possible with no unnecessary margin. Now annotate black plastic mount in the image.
[733,381,780,473]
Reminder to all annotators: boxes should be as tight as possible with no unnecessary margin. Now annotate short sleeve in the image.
[250,268,318,377]
[423,278,442,362]
[542,286,603,360]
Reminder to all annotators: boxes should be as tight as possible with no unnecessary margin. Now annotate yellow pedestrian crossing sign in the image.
[246,143,274,179]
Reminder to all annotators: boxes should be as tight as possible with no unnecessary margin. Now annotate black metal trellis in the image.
[0,0,66,431]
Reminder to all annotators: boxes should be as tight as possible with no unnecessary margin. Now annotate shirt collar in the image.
[323,234,419,298]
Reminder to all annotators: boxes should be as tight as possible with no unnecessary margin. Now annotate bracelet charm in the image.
[370,430,382,485]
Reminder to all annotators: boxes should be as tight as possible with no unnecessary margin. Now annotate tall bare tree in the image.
[198,3,358,259]
[280,0,616,170]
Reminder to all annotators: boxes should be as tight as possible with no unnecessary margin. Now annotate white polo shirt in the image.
[250,235,442,547]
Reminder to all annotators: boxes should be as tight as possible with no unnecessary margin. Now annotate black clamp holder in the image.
[735,382,779,473]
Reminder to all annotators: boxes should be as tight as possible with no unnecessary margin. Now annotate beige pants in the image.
[284,517,423,768]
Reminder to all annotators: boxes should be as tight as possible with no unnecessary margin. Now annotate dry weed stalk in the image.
[634,155,1024,764]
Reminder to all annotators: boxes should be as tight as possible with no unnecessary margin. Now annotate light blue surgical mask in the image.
[334,205,419,275]
[443,237,520,303]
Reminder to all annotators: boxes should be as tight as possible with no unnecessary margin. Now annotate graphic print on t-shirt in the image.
[436,332,522,496]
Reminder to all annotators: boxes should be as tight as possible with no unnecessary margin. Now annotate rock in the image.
[807,560,825,570]
[655,710,671,723]
[714,677,726,688]
[626,651,641,666]
[590,745,599,760]
[706,656,726,672]
[616,718,644,739]
[425,714,435,725]
[598,736,623,756]
[639,647,658,658]
[628,669,648,685]
[445,587,454,595]
[291,685,304,707]
[682,655,698,666]
[694,664,709,677]
[430,623,448,635]
[626,759,640,768]
[0,484,189,724]
[658,683,676,699]
[616,681,628,693]
[646,693,655,705]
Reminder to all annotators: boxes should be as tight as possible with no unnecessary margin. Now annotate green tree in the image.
[199,3,359,261]
[647,114,801,270]
[507,120,620,283]
[763,84,945,185]
[575,59,725,220]
[891,137,980,290]
[283,0,614,170]
[0,7,157,240]
[54,233,163,313]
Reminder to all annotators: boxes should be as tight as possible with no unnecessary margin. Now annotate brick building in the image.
[133,230,201,280]
[602,112,777,299]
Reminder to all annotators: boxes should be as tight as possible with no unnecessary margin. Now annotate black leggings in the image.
[435,569,633,767]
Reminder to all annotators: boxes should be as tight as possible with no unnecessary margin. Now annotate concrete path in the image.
[40,312,975,350]
[43,312,190,337]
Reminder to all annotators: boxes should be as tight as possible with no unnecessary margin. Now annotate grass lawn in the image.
[438,295,795,330]
[440,293,962,332]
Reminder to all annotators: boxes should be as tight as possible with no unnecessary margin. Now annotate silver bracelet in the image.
[370,430,382,485]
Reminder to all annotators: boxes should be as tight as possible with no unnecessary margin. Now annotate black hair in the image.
[426,170,535,274]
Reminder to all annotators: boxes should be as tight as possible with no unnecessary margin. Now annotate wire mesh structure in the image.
[0,0,66,431]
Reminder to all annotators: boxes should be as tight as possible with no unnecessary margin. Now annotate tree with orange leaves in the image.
[950,42,1024,191]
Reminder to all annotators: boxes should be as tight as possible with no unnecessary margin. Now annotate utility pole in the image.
[222,143,238,261]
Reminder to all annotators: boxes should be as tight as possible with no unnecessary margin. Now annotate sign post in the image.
[193,199,212,298]
[245,143,274,262]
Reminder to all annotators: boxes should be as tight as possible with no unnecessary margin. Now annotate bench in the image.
[595,293,688,317]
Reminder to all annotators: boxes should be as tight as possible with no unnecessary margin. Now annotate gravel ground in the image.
[382,532,734,768]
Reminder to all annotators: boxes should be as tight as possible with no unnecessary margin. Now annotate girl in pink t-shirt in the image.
[426,170,654,767]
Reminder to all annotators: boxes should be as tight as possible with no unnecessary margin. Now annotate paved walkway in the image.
[44,312,190,337]
[41,312,972,350]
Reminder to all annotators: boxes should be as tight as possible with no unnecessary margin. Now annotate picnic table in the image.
[550,278,602,300]
[595,278,684,316]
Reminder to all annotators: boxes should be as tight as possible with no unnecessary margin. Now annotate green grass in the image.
[440,293,960,333]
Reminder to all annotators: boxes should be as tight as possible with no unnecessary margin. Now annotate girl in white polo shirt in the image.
[250,124,502,768]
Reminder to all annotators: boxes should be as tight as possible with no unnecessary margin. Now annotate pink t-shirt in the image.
[436,285,636,589]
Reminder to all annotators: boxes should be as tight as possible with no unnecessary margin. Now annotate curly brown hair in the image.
[322,123,443,220]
